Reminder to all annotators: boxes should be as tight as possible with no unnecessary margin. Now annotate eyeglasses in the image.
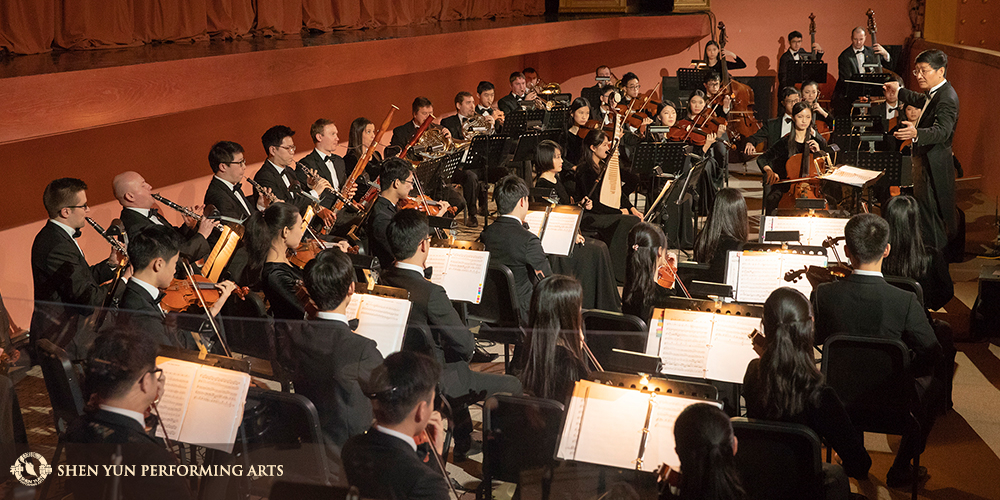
[402,178,415,186]
[226,159,247,166]
[64,204,89,211]
[626,84,641,90]
[912,68,937,77]
[149,368,164,381]
[277,144,296,153]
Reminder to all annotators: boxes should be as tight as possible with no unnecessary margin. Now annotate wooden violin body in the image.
[398,195,457,217]
[784,264,852,287]
[161,275,248,313]
[656,263,677,289]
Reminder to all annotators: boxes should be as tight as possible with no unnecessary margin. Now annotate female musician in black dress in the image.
[692,188,748,283]
[577,129,642,284]
[242,202,307,320]
[521,275,590,404]
[533,140,620,312]
[800,81,832,128]
[622,222,676,322]
[344,117,384,186]
[564,97,591,168]
[703,40,746,74]
[757,101,831,215]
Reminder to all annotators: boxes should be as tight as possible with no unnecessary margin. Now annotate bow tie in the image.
[522,221,531,230]
[322,155,334,163]
[153,292,165,305]
[423,267,433,280]
[280,168,293,178]
[784,117,793,124]
[855,50,864,54]
[72,228,82,239]
[148,208,161,220]
[348,318,360,331]
[232,182,243,193]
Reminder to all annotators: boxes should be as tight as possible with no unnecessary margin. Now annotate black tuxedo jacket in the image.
[380,267,475,367]
[115,280,196,349]
[65,409,191,500]
[497,92,524,115]
[834,46,890,97]
[30,221,115,352]
[777,48,823,88]
[204,176,256,221]
[477,216,552,322]
[288,318,382,448]
[119,208,210,262]
[295,149,348,208]
[439,114,465,140]
[812,273,941,373]
[747,116,787,153]
[898,82,960,245]
[390,121,420,150]
[342,428,449,500]
[366,196,398,269]
[253,160,299,205]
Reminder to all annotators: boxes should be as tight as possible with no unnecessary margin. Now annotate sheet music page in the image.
[733,252,784,303]
[154,357,199,443]
[176,364,251,453]
[808,217,849,262]
[355,295,412,358]
[540,211,580,256]
[645,308,666,356]
[437,248,490,303]
[556,380,650,469]
[780,253,829,298]
[658,310,713,379]
[523,210,547,238]
[821,166,881,187]
[642,395,724,471]
[424,247,451,286]
[724,251,741,291]
[763,216,806,244]
[705,315,761,384]
[345,293,363,321]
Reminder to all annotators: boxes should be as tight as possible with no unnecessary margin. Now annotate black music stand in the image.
[440,149,466,184]
[470,134,510,171]
[504,109,546,136]
[678,68,711,91]
[580,86,603,110]
[413,156,443,190]
[543,106,570,131]
[633,142,688,177]
[788,60,828,85]
[846,72,891,100]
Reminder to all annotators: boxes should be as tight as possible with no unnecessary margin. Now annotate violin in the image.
[160,275,248,314]
[287,239,360,268]
[667,118,709,146]
[784,264,851,287]
[655,253,691,298]
[398,195,457,217]
[575,118,612,139]
[294,280,319,319]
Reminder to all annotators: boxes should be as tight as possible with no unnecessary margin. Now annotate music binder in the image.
[724,245,828,304]
[555,379,722,471]
[523,202,584,256]
[345,284,412,358]
[761,215,849,261]
[425,239,490,303]
[644,306,761,384]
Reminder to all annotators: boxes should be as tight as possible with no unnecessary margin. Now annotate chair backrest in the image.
[731,417,824,500]
[241,387,330,486]
[482,394,565,484]
[884,275,924,308]
[37,339,86,434]
[582,310,648,369]
[466,263,521,328]
[589,371,719,401]
[821,335,916,435]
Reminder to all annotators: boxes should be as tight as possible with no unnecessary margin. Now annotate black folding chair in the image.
[480,394,565,500]
[731,417,825,500]
[822,335,922,500]
[37,338,87,499]
[581,310,647,370]
[241,388,333,488]
[884,276,924,308]
[466,263,524,372]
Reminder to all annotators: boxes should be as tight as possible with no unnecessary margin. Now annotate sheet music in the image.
[154,357,199,442]
[725,251,741,291]
[732,253,784,303]
[426,247,490,303]
[557,380,650,469]
[658,310,713,379]
[642,395,723,470]
[178,365,250,453]
[764,216,848,262]
[523,210,547,238]
[763,216,806,243]
[645,308,666,355]
[821,165,881,187]
[352,294,412,358]
[540,211,580,256]
[705,315,761,384]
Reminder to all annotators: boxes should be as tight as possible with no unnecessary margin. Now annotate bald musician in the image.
[113,171,213,262]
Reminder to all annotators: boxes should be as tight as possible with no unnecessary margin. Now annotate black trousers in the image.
[443,362,522,453]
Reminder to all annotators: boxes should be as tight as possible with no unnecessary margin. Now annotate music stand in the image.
[633,143,688,177]
[580,86,603,110]
[470,134,510,171]
[504,109,545,136]
[440,149,466,184]
[543,106,570,131]
[788,60,828,85]
[413,156,443,190]
[846,72,891,100]
[678,68,711,91]
[508,130,544,180]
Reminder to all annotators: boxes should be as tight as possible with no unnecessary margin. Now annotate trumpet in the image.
[151,193,226,231]
[85,217,128,256]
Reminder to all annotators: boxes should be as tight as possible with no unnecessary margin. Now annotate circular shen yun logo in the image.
[10,452,53,486]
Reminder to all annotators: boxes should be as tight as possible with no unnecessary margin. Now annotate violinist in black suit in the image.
[204,141,268,222]
[30,178,123,359]
[113,171,213,262]
[289,248,382,450]
[366,159,416,268]
[497,71,543,115]
[65,329,192,500]
[254,125,336,228]
[116,225,236,349]
[887,49,959,251]
[833,26,891,112]
[342,351,449,500]
[380,209,522,458]
[777,30,824,90]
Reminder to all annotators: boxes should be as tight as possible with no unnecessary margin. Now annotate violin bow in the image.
[180,259,232,357]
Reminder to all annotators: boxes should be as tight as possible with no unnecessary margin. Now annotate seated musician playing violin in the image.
[702,71,732,118]
[241,202,309,320]
[685,88,727,192]
[622,223,677,322]
[521,275,590,405]
[756,101,831,215]
[657,403,744,500]
[744,86,801,156]
[564,97,593,170]
[113,171,214,263]
[367,159,438,269]
[116,225,237,349]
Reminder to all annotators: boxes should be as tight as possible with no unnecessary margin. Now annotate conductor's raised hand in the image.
[894,121,918,141]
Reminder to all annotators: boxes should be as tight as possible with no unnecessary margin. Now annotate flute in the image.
[151,193,225,231]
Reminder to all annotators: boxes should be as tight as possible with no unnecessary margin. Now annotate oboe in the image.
[151,193,225,231]
[85,217,127,256]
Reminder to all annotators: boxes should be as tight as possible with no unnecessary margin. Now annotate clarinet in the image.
[295,162,363,210]
[245,177,278,203]
[151,193,225,231]
[85,217,128,256]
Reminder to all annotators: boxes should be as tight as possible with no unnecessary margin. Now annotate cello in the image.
[776,128,832,209]
[716,22,762,156]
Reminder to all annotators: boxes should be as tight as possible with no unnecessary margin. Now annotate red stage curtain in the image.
[0,0,541,54]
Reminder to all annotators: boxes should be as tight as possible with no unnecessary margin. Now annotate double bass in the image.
[716,22,762,156]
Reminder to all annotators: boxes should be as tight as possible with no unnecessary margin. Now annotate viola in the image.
[398,195,457,217]
[161,275,248,314]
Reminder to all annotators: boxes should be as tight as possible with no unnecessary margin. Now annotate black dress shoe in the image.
[886,464,928,488]
[466,214,479,227]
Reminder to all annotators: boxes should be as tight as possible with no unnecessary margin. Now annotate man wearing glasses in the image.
[254,125,336,228]
[205,140,272,222]
[743,86,802,156]
[366,158,442,269]
[65,330,192,500]
[885,49,960,252]
[30,178,126,359]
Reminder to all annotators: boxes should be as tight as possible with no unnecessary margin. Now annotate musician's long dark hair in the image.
[623,223,667,317]
[754,287,824,420]
[582,128,608,174]
[673,403,747,500]
[522,275,588,402]
[241,202,301,287]
[693,188,748,264]
[702,40,721,65]
[785,101,814,151]
[882,195,932,279]
[347,117,374,155]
